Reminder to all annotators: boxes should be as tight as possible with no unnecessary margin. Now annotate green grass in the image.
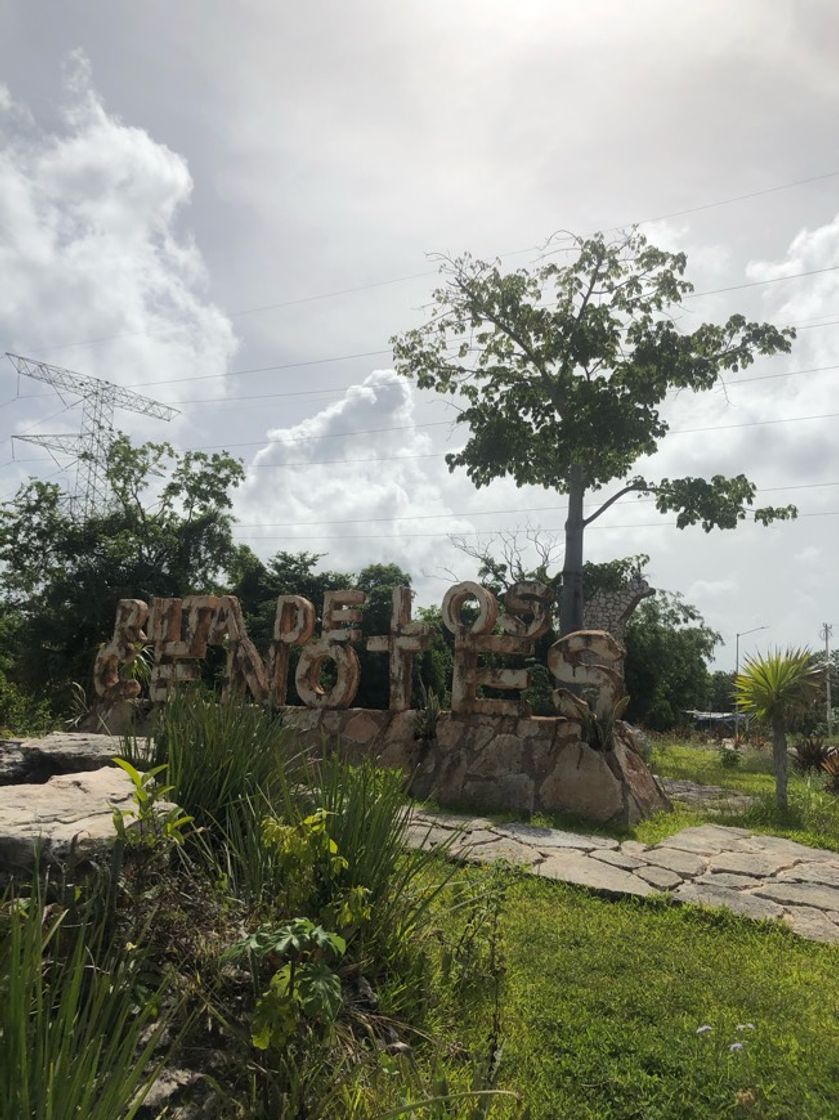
[430,866,839,1120]
[650,742,778,795]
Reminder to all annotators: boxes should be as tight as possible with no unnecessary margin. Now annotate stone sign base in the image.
[280,707,669,827]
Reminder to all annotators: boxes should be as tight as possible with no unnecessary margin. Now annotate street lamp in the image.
[734,625,768,743]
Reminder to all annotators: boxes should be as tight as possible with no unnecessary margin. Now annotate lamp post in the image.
[734,625,768,743]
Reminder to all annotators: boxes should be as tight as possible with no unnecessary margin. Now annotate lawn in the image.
[430,866,839,1120]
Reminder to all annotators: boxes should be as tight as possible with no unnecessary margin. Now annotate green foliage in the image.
[148,692,292,833]
[414,688,443,742]
[289,757,457,961]
[625,591,721,729]
[736,647,821,725]
[0,433,244,703]
[707,669,736,713]
[392,230,797,631]
[0,890,171,1120]
[718,746,740,769]
[111,756,193,850]
[227,917,347,1050]
[737,647,822,810]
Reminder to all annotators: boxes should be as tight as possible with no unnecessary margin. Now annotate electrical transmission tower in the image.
[5,352,179,519]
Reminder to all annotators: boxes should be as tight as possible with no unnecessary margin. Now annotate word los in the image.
[95,582,624,719]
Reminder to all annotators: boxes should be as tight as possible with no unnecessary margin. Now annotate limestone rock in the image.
[0,767,139,877]
[661,825,753,856]
[708,850,799,877]
[777,861,839,889]
[696,872,762,890]
[590,848,646,871]
[0,732,124,785]
[538,742,624,823]
[782,906,839,944]
[644,846,706,877]
[463,836,541,866]
[538,851,654,898]
[635,864,682,890]
[494,821,618,852]
[752,880,839,913]
[673,881,784,921]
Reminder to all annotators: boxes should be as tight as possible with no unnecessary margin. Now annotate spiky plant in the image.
[735,647,821,811]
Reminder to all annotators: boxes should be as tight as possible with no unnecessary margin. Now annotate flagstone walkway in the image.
[407,811,839,945]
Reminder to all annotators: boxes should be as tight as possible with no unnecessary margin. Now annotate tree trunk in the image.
[559,465,586,637]
[771,710,789,813]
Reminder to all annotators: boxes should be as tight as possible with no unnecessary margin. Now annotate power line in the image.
[114,304,839,394]
[685,264,839,300]
[183,405,839,453]
[232,507,839,542]
[27,167,839,358]
[232,479,839,528]
[130,349,393,389]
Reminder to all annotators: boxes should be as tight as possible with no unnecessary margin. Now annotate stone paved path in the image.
[407,811,839,944]
[656,776,755,816]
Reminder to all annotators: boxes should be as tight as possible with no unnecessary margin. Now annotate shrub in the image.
[793,734,832,774]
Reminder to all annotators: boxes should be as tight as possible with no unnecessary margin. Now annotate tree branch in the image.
[583,481,652,526]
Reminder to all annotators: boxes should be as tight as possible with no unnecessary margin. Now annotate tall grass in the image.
[141,693,296,832]
[299,755,457,959]
[0,889,170,1120]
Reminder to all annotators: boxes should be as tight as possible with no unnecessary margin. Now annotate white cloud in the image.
[0,52,237,453]
[235,369,480,584]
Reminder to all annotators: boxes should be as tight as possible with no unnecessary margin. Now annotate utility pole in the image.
[734,625,768,744]
[5,353,178,519]
[819,622,833,736]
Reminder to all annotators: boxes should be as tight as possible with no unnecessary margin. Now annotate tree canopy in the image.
[0,434,244,702]
[392,230,798,633]
[624,591,721,730]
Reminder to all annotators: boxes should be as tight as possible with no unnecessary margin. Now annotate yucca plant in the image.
[735,647,821,811]
[0,891,171,1120]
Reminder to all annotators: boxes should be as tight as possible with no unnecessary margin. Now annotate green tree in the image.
[0,434,244,706]
[392,231,797,634]
[707,669,736,713]
[736,648,821,811]
[624,592,721,730]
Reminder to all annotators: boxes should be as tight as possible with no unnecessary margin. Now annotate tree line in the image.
[0,434,723,732]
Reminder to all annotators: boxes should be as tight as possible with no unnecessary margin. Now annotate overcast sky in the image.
[2,0,839,669]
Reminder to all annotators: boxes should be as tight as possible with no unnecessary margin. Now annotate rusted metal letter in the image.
[267,595,316,705]
[547,629,626,723]
[295,638,361,708]
[93,598,150,700]
[322,589,365,643]
[366,586,431,710]
[443,583,531,716]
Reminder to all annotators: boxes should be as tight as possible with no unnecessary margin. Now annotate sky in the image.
[1,0,839,670]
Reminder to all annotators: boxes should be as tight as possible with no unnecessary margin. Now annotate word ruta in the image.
[94,582,624,721]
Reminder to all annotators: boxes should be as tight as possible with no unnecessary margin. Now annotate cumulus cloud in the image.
[235,369,481,583]
[0,51,237,449]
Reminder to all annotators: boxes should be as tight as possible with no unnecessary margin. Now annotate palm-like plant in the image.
[735,647,821,811]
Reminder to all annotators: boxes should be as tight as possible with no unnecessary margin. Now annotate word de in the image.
[94,581,624,720]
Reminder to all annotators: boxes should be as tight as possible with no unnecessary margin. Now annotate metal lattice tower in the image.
[6,352,179,519]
